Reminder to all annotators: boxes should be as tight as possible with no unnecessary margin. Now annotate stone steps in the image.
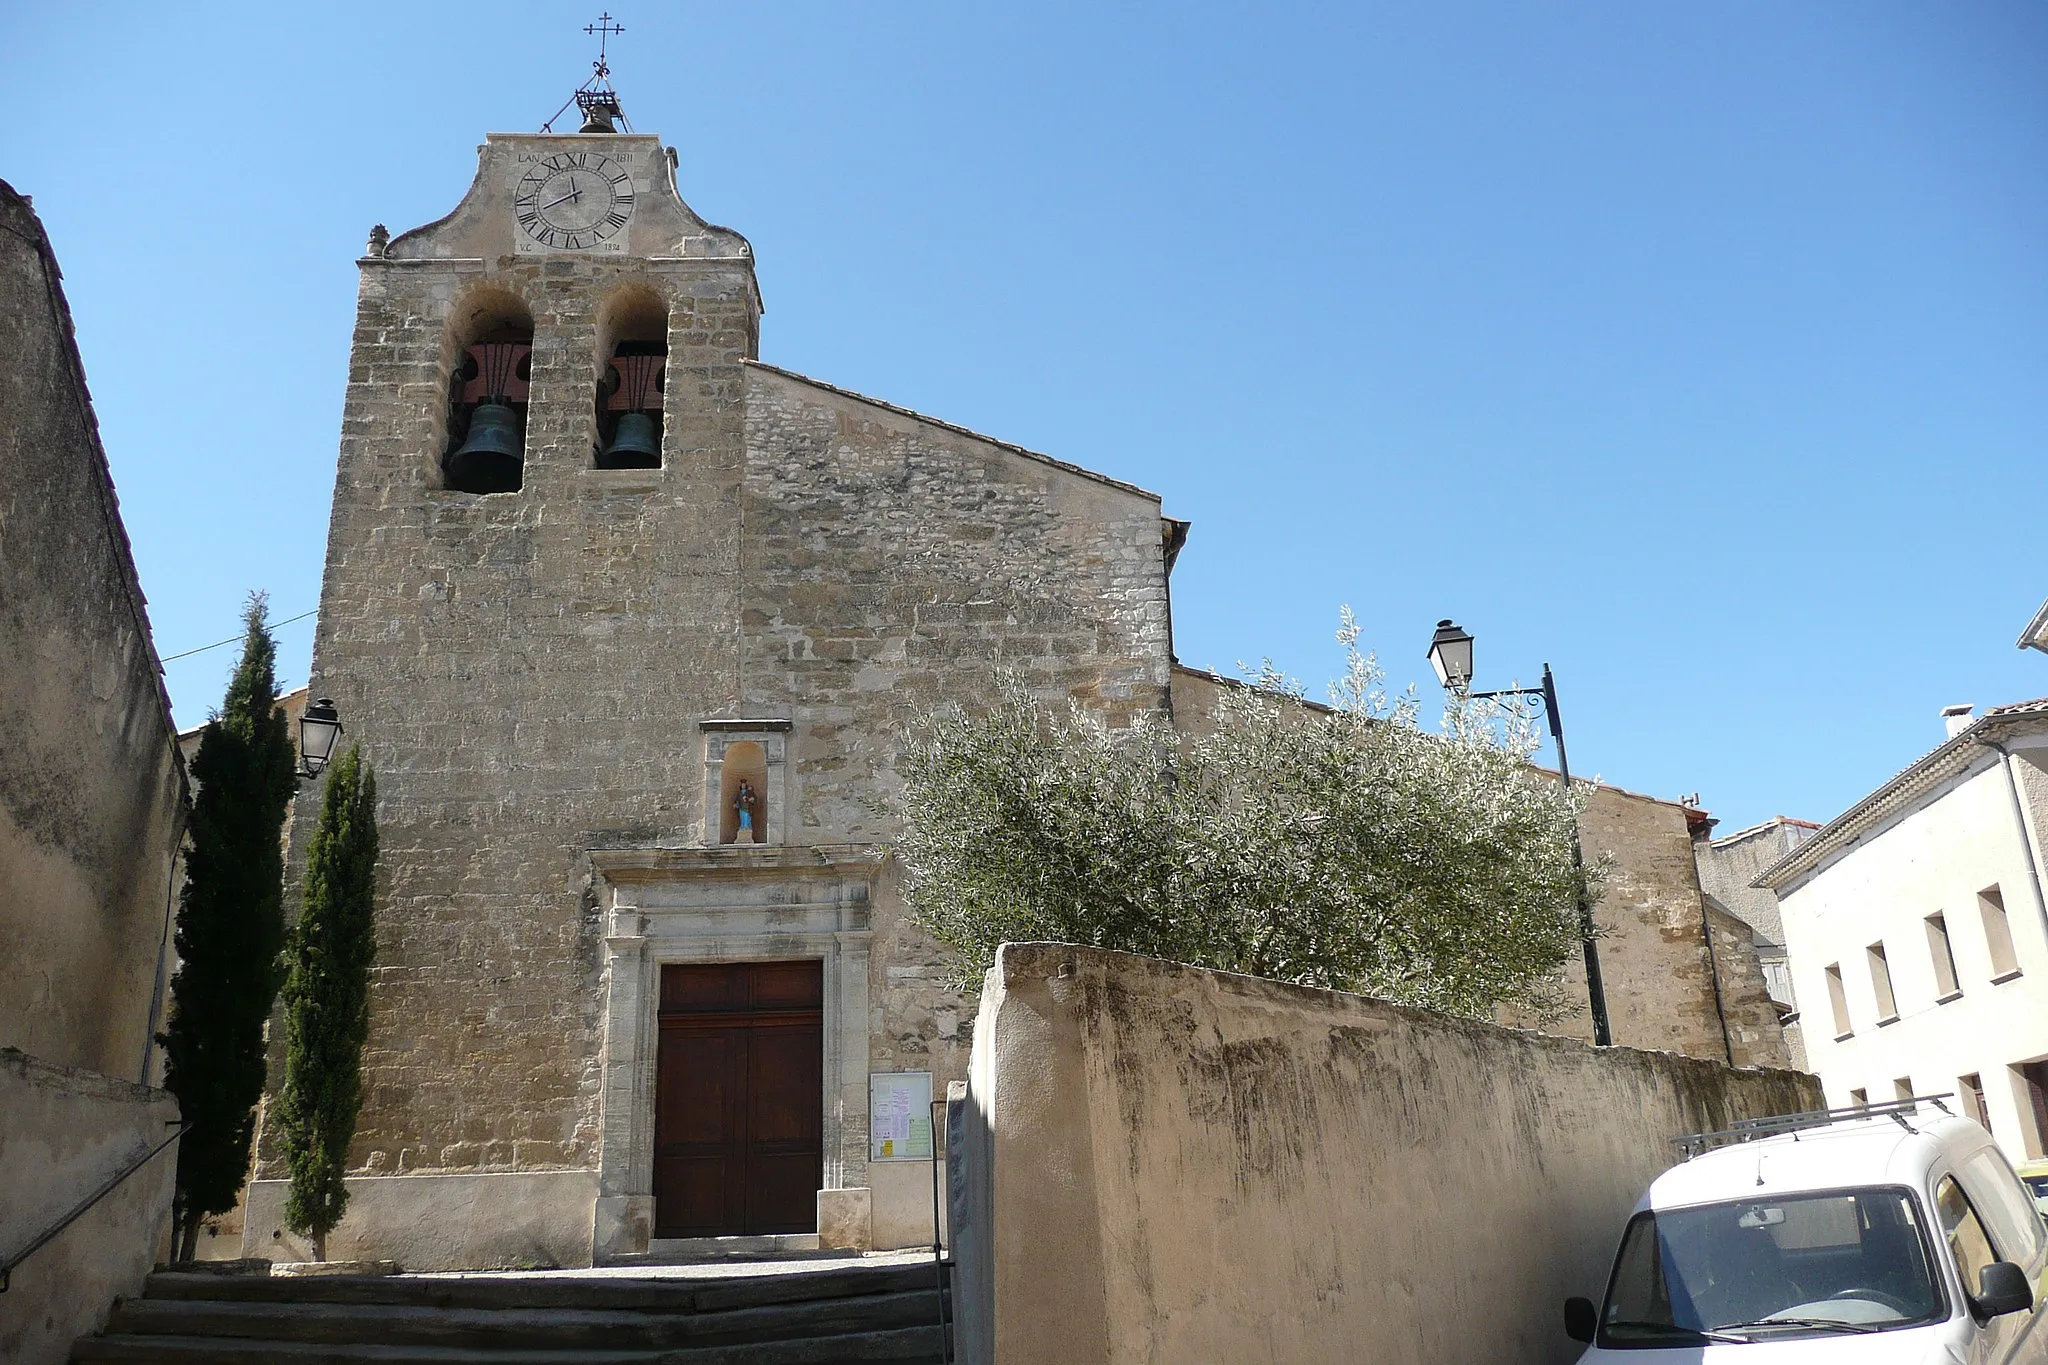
[72,1262,951,1364]
[69,1326,945,1363]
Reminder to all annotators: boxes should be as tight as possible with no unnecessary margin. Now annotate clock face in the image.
[513,152,635,251]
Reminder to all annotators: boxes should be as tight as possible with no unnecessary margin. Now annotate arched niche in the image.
[719,740,768,844]
[592,282,668,470]
[440,285,535,494]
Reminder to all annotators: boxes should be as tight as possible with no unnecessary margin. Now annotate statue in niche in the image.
[733,780,758,844]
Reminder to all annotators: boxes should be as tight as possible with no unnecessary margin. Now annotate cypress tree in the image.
[275,744,378,1261]
[160,595,300,1260]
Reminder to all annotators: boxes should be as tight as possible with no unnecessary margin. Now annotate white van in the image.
[1566,1098,2048,1362]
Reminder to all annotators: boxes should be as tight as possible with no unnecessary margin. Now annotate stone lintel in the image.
[589,842,881,885]
[697,716,794,731]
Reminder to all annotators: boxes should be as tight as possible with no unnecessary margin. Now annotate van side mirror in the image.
[1564,1296,1598,1343]
[1974,1261,2033,1319]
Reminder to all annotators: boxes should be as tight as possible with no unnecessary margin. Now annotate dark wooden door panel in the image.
[749,960,824,1011]
[749,1152,823,1234]
[652,1022,747,1237]
[746,1021,822,1232]
[653,962,823,1238]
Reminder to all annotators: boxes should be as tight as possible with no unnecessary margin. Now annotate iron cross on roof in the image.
[542,11,629,133]
[585,12,624,78]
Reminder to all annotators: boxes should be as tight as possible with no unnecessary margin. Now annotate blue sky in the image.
[3,2,2043,832]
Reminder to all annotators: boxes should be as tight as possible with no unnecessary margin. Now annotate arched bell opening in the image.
[594,283,668,470]
[718,740,768,845]
[442,288,535,495]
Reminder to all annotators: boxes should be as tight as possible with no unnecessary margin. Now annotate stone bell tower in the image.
[262,104,779,1254]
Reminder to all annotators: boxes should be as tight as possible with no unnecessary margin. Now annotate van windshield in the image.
[1601,1188,1944,1346]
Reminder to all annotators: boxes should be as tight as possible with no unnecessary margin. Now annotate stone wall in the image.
[741,362,1172,1087]
[1528,782,1790,1068]
[948,944,1820,1365]
[1705,899,1793,1070]
[0,1051,181,1365]
[0,180,186,1082]
[269,135,768,1201]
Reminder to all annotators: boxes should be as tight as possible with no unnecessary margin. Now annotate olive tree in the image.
[895,613,1598,1019]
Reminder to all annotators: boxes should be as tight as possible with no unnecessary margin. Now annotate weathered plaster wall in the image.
[950,944,1820,1365]
[0,183,184,1362]
[0,1051,181,1365]
[0,181,185,1081]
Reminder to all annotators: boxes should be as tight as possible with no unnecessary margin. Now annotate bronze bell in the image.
[597,411,661,469]
[445,402,524,493]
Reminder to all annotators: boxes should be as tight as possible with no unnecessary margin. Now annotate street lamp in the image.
[297,697,344,778]
[1426,619,1475,691]
[1425,620,1611,1047]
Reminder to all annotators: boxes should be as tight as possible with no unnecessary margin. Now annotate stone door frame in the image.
[588,844,877,1261]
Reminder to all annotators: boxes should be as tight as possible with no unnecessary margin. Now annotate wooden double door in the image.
[653,961,823,1238]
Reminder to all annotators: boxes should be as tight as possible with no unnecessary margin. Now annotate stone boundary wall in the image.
[0,1049,181,1365]
[949,944,1820,1365]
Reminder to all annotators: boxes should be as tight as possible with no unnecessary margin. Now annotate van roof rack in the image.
[1676,1094,1953,1159]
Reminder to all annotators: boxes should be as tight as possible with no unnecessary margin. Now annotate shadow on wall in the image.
[948,944,1819,1365]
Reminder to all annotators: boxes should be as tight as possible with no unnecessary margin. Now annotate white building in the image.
[1760,698,2048,1165]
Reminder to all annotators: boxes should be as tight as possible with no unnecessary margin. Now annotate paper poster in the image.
[870,1070,934,1161]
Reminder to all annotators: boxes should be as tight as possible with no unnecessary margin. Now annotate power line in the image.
[159,610,317,664]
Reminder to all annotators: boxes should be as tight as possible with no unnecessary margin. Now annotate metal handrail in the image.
[0,1120,187,1292]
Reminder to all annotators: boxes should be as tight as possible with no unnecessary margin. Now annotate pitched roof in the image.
[742,360,1160,501]
[1753,698,2048,892]
[1709,815,1820,850]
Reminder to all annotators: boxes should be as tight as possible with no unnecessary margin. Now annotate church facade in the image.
[248,120,1173,1267]
[246,114,1780,1269]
